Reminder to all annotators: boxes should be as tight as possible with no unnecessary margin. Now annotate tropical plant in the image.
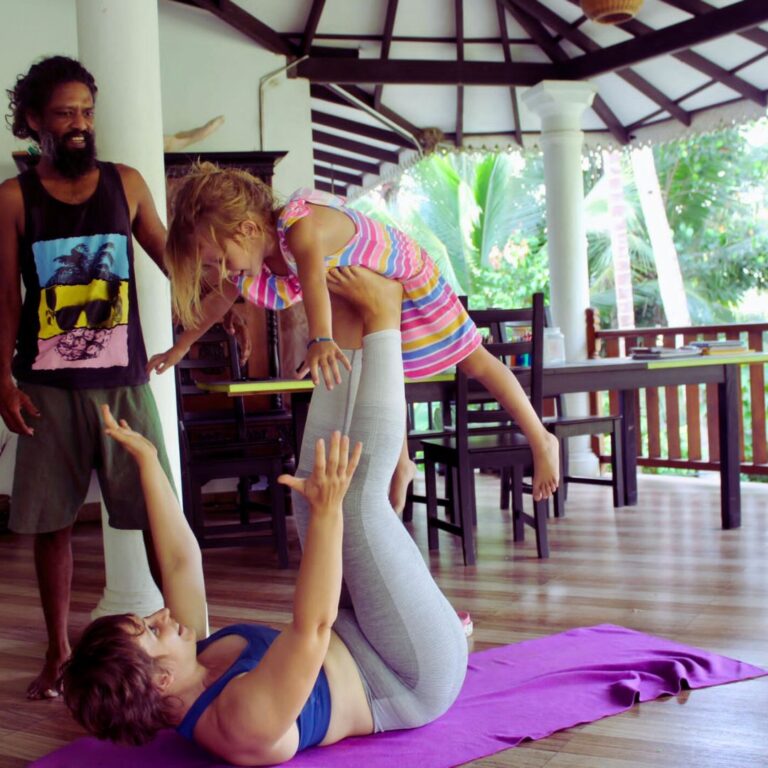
[352,150,550,308]
[354,119,768,325]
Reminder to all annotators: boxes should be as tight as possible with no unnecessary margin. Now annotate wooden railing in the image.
[585,312,768,477]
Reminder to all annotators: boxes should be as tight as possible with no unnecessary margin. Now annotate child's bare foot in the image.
[327,266,402,332]
[532,431,560,501]
[26,653,68,699]
[389,458,417,516]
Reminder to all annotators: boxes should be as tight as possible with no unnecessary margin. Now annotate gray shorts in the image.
[10,382,174,534]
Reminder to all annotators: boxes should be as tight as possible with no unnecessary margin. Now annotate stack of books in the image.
[689,339,749,355]
[630,346,702,360]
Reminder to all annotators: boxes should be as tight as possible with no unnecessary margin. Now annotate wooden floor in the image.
[1,472,767,768]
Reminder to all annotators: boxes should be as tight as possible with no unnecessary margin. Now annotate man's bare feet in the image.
[26,652,68,699]
[389,457,417,516]
[531,430,560,501]
[327,267,402,332]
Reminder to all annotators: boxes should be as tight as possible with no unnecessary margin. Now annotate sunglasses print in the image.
[45,281,122,331]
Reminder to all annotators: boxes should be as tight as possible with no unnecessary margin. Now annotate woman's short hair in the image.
[6,55,97,143]
[165,161,279,327]
[62,614,177,745]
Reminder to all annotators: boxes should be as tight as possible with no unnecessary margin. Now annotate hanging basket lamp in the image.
[580,0,643,24]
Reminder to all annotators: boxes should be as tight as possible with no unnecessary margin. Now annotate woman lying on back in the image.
[62,272,467,766]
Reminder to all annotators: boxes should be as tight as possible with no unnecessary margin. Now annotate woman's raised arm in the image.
[101,405,208,638]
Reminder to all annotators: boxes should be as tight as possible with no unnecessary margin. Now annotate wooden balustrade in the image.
[584,311,768,477]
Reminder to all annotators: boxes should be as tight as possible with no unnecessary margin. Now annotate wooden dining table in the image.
[198,352,768,531]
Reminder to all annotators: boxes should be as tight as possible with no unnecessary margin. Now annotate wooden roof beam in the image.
[314,149,380,175]
[316,83,423,140]
[313,130,401,163]
[509,0,691,126]
[176,0,298,56]
[495,0,523,147]
[500,0,630,143]
[311,110,411,148]
[316,180,347,195]
[314,164,364,187]
[659,0,768,48]
[572,0,768,106]
[374,0,399,109]
[296,57,561,86]
[301,0,327,55]
[456,0,464,148]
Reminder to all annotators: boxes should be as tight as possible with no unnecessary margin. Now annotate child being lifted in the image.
[149,164,559,510]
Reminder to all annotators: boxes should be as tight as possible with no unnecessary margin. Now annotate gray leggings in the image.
[291,329,467,732]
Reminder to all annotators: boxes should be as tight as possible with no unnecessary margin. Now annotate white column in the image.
[523,81,598,475]
[76,0,177,617]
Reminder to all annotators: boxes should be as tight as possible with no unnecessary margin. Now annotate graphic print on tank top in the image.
[32,233,130,370]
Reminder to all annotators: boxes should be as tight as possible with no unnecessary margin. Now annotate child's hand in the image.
[221,309,252,365]
[146,343,190,375]
[278,431,362,513]
[299,340,352,390]
[101,404,158,462]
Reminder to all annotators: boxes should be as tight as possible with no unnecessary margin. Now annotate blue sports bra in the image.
[176,624,332,751]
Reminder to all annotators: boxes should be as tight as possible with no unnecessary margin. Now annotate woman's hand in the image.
[297,340,351,389]
[278,431,362,513]
[146,343,190,375]
[100,404,158,462]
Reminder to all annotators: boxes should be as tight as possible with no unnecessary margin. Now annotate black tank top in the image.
[13,161,150,389]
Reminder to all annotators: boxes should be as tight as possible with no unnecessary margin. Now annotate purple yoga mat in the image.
[34,624,766,768]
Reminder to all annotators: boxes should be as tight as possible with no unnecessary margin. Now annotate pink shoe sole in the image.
[457,610,473,637]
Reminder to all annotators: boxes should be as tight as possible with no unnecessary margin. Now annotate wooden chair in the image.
[499,309,626,517]
[420,294,549,564]
[174,323,292,566]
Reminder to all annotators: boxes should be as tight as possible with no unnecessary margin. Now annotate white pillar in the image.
[523,81,598,475]
[76,0,177,617]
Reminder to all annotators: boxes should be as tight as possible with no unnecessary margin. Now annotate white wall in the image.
[0,0,314,496]
[0,0,78,183]
[158,0,314,195]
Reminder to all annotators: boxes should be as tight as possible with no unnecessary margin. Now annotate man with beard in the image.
[0,56,175,699]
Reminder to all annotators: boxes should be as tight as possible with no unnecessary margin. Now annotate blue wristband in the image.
[306,336,334,349]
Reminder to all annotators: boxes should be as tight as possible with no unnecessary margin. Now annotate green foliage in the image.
[655,125,768,320]
[353,119,768,325]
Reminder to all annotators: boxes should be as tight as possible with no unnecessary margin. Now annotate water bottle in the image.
[544,327,566,365]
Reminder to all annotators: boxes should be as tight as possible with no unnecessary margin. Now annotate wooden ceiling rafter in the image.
[296,57,560,85]
[316,179,348,195]
[313,129,401,163]
[333,84,422,136]
[456,0,465,148]
[569,0,768,109]
[618,20,768,107]
[178,0,299,56]
[314,149,381,175]
[373,0,400,109]
[627,46,768,131]
[495,0,523,147]
[301,0,327,55]
[311,109,411,148]
[314,164,364,186]
[659,0,768,48]
[500,0,630,143]
[508,0,691,126]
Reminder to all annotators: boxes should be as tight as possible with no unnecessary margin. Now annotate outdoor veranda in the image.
[0,1,767,766]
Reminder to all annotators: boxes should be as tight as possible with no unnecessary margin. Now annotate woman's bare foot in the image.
[389,457,417,516]
[327,266,402,332]
[531,430,560,501]
[26,652,68,699]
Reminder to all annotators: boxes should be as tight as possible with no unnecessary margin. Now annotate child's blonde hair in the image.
[165,161,279,327]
